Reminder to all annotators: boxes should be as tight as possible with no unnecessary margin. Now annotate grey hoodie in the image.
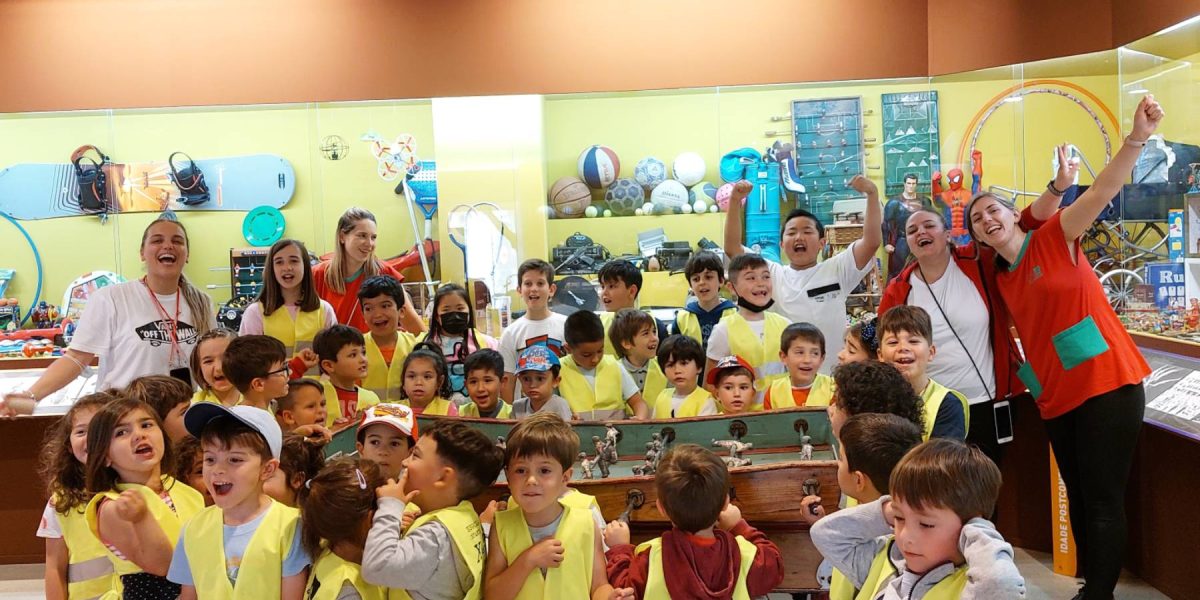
[811,496,1025,600]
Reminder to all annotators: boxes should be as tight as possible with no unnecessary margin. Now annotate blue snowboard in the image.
[0,154,295,220]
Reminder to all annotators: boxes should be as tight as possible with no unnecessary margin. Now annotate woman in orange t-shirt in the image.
[313,207,425,335]
[965,96,1163,600]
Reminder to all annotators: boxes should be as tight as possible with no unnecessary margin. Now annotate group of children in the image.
[33,222,1022,599]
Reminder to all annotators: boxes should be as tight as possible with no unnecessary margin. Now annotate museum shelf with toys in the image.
[1,2,1200,597]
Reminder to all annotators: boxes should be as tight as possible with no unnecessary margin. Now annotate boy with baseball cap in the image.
[512,345,574,421]
[169,404,310,597]
[706,356,762,414]
[356,403,417,481]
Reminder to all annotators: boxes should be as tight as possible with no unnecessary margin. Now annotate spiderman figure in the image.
[932,150,983,246]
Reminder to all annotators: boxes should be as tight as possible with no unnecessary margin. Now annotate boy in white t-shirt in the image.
[722,175,882,373]
[499,259,568,403]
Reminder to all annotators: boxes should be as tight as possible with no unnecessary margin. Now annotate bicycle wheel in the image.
[1098,268,1144,311]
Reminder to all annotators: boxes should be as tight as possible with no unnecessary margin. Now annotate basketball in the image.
[578,145,621,188]
[650,180,689,214]
[548,176,592,218]
[672,152,707,187]
[605,178,645,216]
[634,157,668,190]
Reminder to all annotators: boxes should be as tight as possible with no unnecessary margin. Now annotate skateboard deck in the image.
[0,154,295,219]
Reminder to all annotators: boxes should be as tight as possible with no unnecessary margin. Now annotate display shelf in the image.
[546,212,723,258]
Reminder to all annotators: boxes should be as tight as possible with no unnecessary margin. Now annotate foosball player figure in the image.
[800,435,813,461]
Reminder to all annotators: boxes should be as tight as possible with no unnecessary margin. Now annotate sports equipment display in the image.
[548,176,592,218]
[604,178,644,216]
[649,180,689,214]
[672,152,707,186]
[634,156,667,190]
[578,145,621,188]
[0,154,296,220]
[689,181,717,210]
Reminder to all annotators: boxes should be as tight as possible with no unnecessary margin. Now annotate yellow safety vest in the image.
[389,501,485,600]
[651,386,714,419]
[919,379,970,441]
[766,373,834,409]
[415,397,455,416]
[54,496,121,600]
[459,401,513,419]
[85,477,204,576]
[638,535,757,600]
[261,304,324,376]
[675,306,737,345]
[494,503,594,599]
[857,538,968,600]
[723,312,789,391]
[307,550,384,600]
[191,389,242,407]
[507,489,599,513]
[363,331,418,403]
[322,380,381,428]
[183,500,300,599]
[559,355,626,420]
[641,359,668,412]
[829,568,855,600]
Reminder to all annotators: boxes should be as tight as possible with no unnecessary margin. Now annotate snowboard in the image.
[0,154,295,220]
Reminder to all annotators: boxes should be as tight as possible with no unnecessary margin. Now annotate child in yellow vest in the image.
[673,251,737,352]
[274,379,329,434]
[222,335,292,413]
[559,311,648,420]
[355,403,417,481]
[190,328,241,407]
[604,444,784,598]
[314,325,381,427]
[421,283,498,404]
[484,413,627,600]
[265,433,329,508]
[124,375,193,445]
[169,403,309,598]
[38,393,121,600]
[240,239,335,377]
[301,457,389,600]
[401,343,459,416]
[651,335,717,418]
[359,275,419,402]
[705,253,791,403]
[597,260,669,358]
[609,308,668,408]
[765,323,834,410]
[798,414,923,600]
[84,397,205,599]
[706,356,760,415]
[461,349,514,419]
[812,439,1024,600]
[877,306,969,440]
[828,361,927,439]
[512,346,575,421]
[362,419,505,600]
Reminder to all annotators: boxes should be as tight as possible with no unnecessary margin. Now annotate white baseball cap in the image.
[357,403,417,441]
[184,403,283,459]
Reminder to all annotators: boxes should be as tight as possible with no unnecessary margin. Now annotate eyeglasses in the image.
[266,364,291,378]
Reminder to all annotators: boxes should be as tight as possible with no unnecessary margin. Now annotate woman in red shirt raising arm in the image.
[965,96,1164,600]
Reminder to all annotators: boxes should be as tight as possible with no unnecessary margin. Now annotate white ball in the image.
[650,180,690,214]
[672,152,707,187]
[642,202,654,213]
[693,200,708,214]
[585,206,599,218]
[681,204,693,214]
[709,204,719,213]
[635,208,644,216]
[603,209,613,217]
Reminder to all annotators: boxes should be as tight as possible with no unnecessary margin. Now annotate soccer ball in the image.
[604,178,645,216]
[634,157,667,191]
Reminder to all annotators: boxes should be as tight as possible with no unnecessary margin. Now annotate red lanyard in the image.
[142,278,183,367]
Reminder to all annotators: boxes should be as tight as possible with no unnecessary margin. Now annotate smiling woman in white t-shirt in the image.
[1,218,217,415]
[877,158,1073,460]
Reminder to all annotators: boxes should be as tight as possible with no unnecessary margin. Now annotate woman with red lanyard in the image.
[1,217,217,416]
[878,158,1076,463]
[966,96,1163,600]
[313,207,425,335]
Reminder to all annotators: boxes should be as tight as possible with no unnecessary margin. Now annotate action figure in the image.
[1187,298,1199,331]
[799,435,813,461]
[712,438,754,464]
[578,452,597,480]
[604,424,620,449]
[882,174,932,281]
[592,435,618,478]
[31,301,50,329]
[932,150,981,246]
